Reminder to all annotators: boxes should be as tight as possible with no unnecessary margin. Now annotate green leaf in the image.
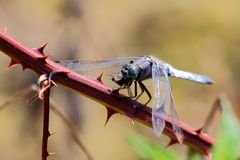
[186,148,206,160]
[213,98,240,160]
[128,134,176,160]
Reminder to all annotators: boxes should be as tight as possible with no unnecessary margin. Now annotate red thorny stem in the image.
[0,31,214,157]
[42,81,51,160]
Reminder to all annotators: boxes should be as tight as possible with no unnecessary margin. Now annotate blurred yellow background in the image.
[0,0,239,159]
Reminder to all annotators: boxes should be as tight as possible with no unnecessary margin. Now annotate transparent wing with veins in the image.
[152,61,167,136]
[55,57,141,73]
[152,59,183,143]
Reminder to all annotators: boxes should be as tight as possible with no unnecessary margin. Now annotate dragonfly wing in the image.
[165,64,213,84]
[161,63,184,143]
[151,61,167,136]
[152,61,183,143]
[55,57,141,73]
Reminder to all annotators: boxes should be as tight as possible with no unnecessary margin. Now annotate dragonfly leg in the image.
[135,81,144,100]
[129,81,138,98]
[126,80,134,97]
[131,81,152,115]
[137,81,151,106]
[127,87,133,97]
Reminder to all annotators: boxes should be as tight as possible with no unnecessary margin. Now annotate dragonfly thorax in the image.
[121,63,139,79]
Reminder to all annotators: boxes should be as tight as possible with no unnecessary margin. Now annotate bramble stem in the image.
[42,82,51,160]
[0,31,214,157]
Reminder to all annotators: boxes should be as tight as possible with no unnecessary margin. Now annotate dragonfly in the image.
[56,55,213,143]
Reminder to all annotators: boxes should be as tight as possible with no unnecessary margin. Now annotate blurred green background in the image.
[0,0,239,159]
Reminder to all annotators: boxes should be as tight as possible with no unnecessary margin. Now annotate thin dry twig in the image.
[50,99,93,160]
[0,84,37,111]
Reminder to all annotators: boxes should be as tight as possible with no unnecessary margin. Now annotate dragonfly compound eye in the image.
[121,64,139,79]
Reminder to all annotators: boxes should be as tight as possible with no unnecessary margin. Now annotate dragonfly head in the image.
[112,62,138,87]
[121,63,139,79]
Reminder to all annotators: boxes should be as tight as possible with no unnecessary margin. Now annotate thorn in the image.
[195,127,203,134]
[48,131,56,137]
[96,72,104,84]
[165,138,178,148]
[8,58,18,68]
[104,107,118,126]
[47,152,56,156]
[34,42,48,54]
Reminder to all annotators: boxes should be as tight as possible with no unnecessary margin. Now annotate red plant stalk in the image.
[0,31,214,157]
[42,81,51,160]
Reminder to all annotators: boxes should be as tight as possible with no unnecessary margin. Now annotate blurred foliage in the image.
[128,134,176,160]
[128,97,240,160]
[212,98,240,160]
